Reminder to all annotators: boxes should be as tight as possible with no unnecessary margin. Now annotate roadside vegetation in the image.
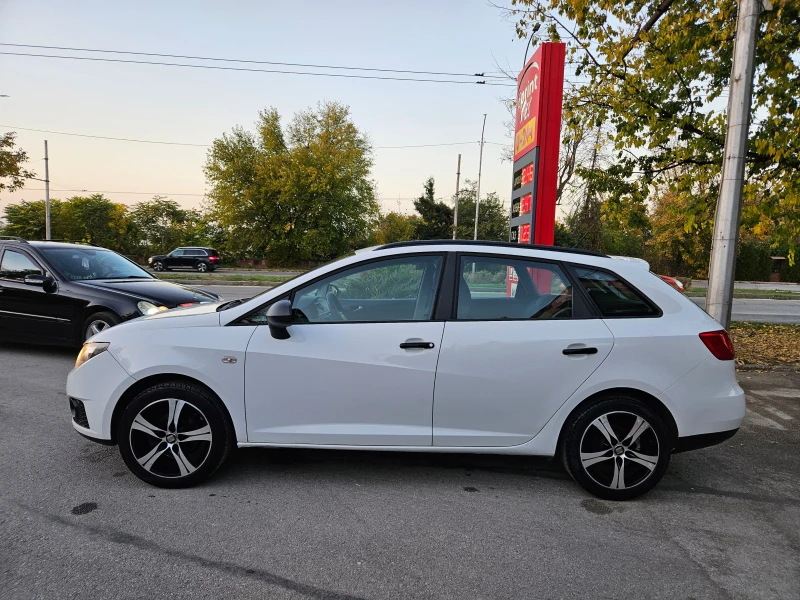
[730,322,800,368]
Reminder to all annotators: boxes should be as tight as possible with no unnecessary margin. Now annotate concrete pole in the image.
[473,114,486,240]
[44,140,51,240]
[705,0,767,328]
[453,154,461,239]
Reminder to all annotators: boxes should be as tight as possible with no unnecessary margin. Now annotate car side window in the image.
[458,256,573,320]
[170,249,184,257]
[0,250,43,281]
[187,250,205,256]
[574,267,657,317]
[290,255,443,323]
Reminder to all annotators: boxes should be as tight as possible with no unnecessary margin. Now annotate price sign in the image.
[512,163,535,191]
[520,223,531,244]
[520,193,532,215]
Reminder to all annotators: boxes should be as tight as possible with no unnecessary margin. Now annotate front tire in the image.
[117,381,234,488]
[152,261,165,272]
[562,396,671,500]
[83,311,121,342]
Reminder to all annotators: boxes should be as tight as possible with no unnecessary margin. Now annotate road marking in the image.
[762,406,794,421]
[752,388,800,399]
[744,408,786,430]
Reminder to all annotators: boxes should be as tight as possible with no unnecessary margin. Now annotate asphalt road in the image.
[202,285,800,324]
[1,343,798,599]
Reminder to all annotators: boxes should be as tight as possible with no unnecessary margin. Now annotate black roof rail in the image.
[0,235,28,243]
[33,239,100,247]
[375,239,608,258]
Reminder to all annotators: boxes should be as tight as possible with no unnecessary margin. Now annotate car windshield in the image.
[40,247,154,281]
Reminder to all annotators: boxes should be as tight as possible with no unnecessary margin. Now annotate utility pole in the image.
[453,153,461,239]
[706,0,768,328]
[44,140,51,240]
[473,114,486,240]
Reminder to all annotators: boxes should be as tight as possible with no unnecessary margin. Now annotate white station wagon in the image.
[67,241,745,500]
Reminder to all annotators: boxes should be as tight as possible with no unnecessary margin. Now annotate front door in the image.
[432,254,615,447]
[0,247,69,340]
[244,254,445,446]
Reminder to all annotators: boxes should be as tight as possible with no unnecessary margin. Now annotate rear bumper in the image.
[674,428,739,453]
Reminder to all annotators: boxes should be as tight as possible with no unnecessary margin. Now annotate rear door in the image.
[432,253,615,447]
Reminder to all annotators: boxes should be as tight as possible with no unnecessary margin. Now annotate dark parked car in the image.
[148,247,221,273]
[0,237,221,346]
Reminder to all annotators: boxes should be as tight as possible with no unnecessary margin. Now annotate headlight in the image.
[137,301,169,315]
[75,342,109,369]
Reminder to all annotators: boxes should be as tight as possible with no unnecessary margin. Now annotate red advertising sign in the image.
[515,52,543,162]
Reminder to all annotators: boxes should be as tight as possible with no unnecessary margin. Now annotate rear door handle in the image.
[400,341,435,350]
[563,347,598,355]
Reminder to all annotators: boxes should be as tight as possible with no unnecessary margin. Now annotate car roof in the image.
[377,239,607,257]
[20,240,110,250]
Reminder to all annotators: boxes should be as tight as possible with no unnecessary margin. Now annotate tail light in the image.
[699,330,735,360]
[209,256,220,261]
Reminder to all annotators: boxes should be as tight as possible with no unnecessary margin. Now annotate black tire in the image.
[152,261,165,271]
[561,396,671,500]
[117,381,234,488]
[195,261,208,273]
[82,311,121,342]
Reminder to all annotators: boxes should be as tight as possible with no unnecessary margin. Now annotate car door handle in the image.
[400,341,435,350]
[563,347,598,355]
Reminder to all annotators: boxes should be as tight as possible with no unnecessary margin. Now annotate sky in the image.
[0,0,533,215]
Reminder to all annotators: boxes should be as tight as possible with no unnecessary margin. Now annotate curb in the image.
[159,279,277,287]
[736,364,800,373]
[686,293,800,300]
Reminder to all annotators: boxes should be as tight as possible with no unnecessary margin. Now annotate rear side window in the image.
[207,249,219,257]
[575,267,658,317]
[187,249,206,256]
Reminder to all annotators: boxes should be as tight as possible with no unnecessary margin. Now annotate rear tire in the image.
[83,311,121,342]
[561,396,671,500]
[196,262,208,273]
[117,381,234,488]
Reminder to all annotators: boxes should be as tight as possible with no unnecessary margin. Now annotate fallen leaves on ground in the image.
[729,322,800,367]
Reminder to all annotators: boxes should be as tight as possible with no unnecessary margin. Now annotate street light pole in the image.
[705,0,768,328]
[473,114,486,240]
[44,140,51,240]
[453,153,461,239]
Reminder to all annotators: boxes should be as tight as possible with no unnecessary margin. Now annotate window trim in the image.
[233,252,448,326]
[563,262,663,319]
[0,247,46,282]
[452,251,594,322]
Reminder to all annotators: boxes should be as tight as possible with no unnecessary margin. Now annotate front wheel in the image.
[83,311,121,342]
[117,381,234,488]
[152,261,165,271]
[561,396,671,500]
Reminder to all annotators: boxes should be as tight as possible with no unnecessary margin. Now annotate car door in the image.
[243,253,446,446]
[432,253,615,447]
[165,249,185,269]
[0,247,70,339]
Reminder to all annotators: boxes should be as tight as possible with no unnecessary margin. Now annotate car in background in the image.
[68,240,743,500]
[0,237,221,346]
[148,247,221,273]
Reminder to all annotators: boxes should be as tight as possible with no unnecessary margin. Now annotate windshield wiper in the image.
[216,298,247,311]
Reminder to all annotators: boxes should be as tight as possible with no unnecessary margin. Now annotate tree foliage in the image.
[453,180,510,241]
[204,102,379,263]
[509,0,800,260]
[412,177,454,240]
[0,132,34,196]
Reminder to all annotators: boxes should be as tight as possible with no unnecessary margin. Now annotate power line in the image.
[1,125,508,149]
[25,188,205,197]
[0,51,515,87]
[0,42,508,80]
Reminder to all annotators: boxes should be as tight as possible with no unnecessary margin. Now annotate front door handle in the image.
[563,347,598,355]
[400,341,435,350]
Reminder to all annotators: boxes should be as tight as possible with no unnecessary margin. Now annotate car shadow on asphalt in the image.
[0,341,78,358]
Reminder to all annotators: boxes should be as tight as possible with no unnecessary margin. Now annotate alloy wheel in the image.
[578,411,660,490]
[86,319,111,339]
[153,261,164,271]
[129,398,213,478]
[196,262,207,273]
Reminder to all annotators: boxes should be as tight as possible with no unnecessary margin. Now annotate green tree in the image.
[128,196,191,255]
[453,180,510,241]
[373,211,421,245]
[0,132,34,197]
[508,0,800,261]
[413,177,453,240]
[205,102,379,263]
[2,199,62,240]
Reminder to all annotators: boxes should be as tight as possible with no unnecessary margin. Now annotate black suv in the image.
[0,237,221,346]
[148,247,220,273]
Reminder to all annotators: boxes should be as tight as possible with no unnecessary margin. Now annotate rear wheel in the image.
[562,396,670,500]
[82,311,121,342]
[117,381,234,488]
[195,261,208,273]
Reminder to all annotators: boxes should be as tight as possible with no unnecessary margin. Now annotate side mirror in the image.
[266,299,293,339]
[24,274,56,293]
